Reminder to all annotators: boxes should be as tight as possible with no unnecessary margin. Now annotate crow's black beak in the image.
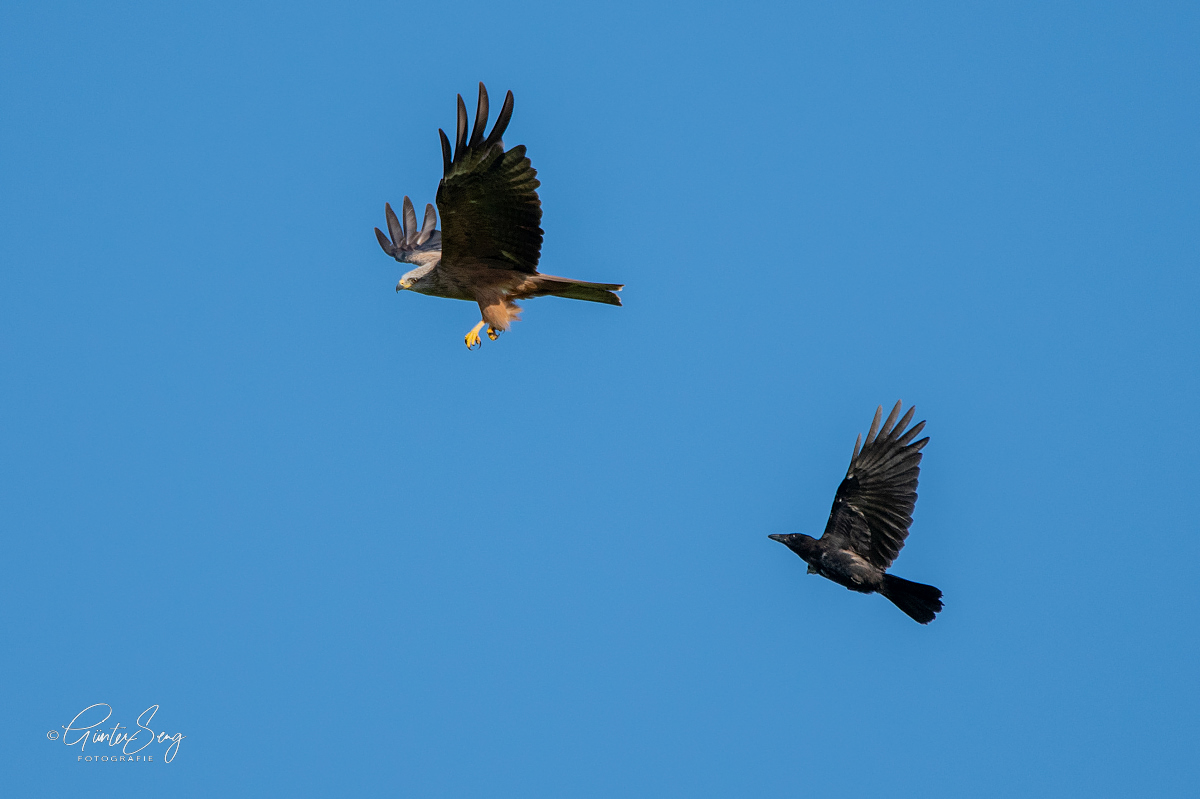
[768,534,787,543]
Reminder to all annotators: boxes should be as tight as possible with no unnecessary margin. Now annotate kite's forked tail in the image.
[532,274,623,306]
[879,575,944,624]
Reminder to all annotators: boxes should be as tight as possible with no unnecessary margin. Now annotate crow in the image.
[769,401,943,624]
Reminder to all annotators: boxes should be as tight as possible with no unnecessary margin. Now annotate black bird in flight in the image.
[770,402,944,624]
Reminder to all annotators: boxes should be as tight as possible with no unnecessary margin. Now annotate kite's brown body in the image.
[376,83,622,349]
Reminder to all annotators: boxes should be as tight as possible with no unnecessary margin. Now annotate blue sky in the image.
[3,0,1198,795]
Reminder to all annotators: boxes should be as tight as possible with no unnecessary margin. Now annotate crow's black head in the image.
[768,533,819,561]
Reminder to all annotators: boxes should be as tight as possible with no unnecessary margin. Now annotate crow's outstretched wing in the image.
[820,402,929,570]
[435,83,543,274]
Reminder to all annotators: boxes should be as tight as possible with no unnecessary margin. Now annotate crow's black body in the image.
[770,402,943,624]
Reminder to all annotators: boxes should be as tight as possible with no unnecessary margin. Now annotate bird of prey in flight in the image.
[769,402,944,624]
[375,83,624,349]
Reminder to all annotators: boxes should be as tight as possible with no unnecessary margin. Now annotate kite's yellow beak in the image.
[396,279,412,292]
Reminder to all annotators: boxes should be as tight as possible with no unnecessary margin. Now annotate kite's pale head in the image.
[396,263,436,293]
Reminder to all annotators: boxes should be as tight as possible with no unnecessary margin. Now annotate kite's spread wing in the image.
[820,402,929,570]
[375,196,440,263]
[436,83,543,274]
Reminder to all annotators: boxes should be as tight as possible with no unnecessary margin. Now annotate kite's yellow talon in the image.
[487,326,501,341]
[465,321,485,350]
